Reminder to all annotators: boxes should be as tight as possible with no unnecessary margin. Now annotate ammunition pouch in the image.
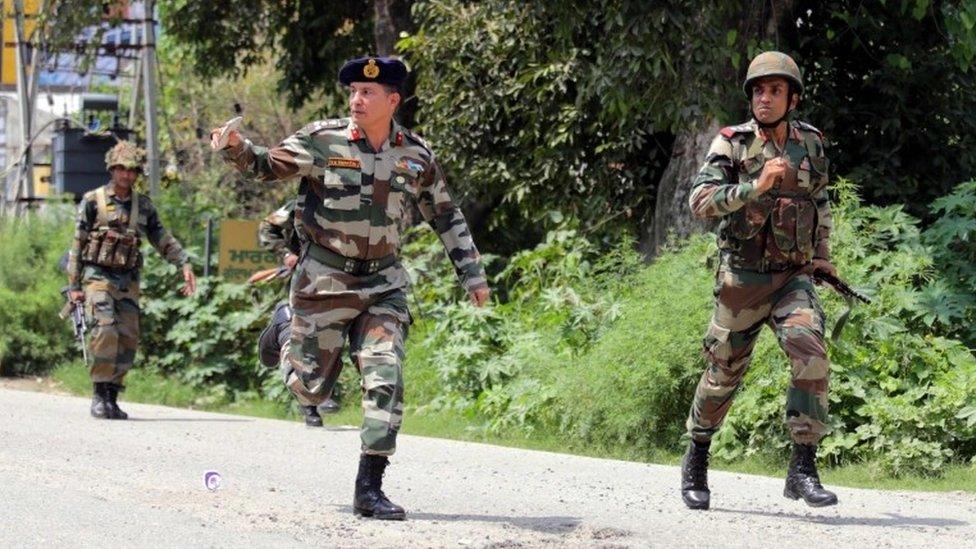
[83,228,141,270]
[81,186,142,271]
[720,155,820,271]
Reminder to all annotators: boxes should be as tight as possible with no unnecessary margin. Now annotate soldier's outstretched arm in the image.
[145,203,195,295]
[689,134,763,219]
[415,157,489,302]
[215,126,317,183]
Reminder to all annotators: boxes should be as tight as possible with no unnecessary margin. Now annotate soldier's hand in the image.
[181,264,197,296]
[811,258,839,279]
[468,286,490,308]
[756,157,791,195]
[209,127,242,150]
[283,253,299,269]
[68,290,85,303]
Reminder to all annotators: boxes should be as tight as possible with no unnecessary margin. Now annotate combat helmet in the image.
[742,51,803,98]
[105,140,146,170]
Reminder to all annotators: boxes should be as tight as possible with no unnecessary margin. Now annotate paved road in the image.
[0,388,973,547]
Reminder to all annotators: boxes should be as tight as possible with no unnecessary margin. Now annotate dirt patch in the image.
[0,375,70,395]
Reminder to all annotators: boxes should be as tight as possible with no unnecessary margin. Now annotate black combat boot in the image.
[104,383,128,420]
[300,405,323,427]
[681,439,711,510]
[784,443,838,507]
[318,395,340,415]
[353,454,406,520]
[90,383,110,419]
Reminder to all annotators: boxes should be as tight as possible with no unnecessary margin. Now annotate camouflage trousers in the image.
[286,259,410,456]
[686,264,829,445]
[83,278,140,384]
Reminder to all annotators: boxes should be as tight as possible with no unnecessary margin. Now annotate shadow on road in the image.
[128,417,253,423]
[712,508,968,528]
[329,505,581,534]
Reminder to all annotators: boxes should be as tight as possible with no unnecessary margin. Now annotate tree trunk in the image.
[638,0,796,259]
[373,0,397,55]
[640,119,720,257]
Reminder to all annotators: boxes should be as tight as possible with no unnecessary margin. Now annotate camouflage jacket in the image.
[688,119,832,268]
[258,199,300,261]
[67,183,189,290]
[221,118,487,293]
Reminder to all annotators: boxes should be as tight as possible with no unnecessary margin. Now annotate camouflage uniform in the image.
[258,199,300,263]
[257,200,341,420]
[686,118,832,445]
[257,199,300,384]
[67,185,190,385]
[222,118,487,456]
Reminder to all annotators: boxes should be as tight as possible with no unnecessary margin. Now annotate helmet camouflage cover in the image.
[105,141,146,170]
[743,51,803,98]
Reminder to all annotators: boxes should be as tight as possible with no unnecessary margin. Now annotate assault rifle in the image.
[812,271,871,305]
[811,271,871,342]
[59,287,88,363]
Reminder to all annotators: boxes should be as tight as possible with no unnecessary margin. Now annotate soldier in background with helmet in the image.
[256,199,341,426]
[681,51,839,510]
[66,141,197,420]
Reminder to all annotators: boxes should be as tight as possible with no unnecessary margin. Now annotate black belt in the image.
[304,243,397,275]
[721,252,797,273]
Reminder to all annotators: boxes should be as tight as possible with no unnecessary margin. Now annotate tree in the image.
[161,0,414,110]
[404,0,976,254]
[155,0,976,256]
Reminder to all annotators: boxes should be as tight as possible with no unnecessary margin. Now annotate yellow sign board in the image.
[218,219,278,282]
[32,163,49,196]
[2,0,40,87]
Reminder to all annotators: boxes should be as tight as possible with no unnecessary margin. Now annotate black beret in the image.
[338,56,408,88]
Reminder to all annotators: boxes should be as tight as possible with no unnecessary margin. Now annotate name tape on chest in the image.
[328,157,361,170]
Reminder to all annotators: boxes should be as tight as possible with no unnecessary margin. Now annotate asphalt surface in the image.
[0,387,973,547]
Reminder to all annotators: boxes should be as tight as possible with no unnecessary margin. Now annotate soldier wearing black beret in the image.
[212,55,490,521]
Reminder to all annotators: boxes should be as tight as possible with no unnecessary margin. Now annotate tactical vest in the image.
[80,186,142,270]
[719,125,828,270]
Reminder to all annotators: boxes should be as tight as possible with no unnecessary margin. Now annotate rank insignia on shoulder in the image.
[306,119,349,134]
[328,157,361,169]
[720,124,753,138]
[795,120,824,138]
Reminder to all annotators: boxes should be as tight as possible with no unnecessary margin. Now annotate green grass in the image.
[49,361,976,493]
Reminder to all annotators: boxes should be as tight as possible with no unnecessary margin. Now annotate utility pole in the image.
[13,0,33,214]
[141,0,159,198]
[0,5,6,216]
[128,11,141,130]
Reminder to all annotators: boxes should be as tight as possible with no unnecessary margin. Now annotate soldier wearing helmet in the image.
[65,140,197,420]
[682,51,839,510]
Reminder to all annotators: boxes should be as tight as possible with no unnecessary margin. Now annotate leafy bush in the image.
[404,179,976,475]
[916,180,976,346]
[138,251,282,407]
[0,206,76,375]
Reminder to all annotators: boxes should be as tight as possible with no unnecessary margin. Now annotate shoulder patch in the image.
[795,120,823,138]
[302,118,350,135]
[400,128,432,151]
[719,123,753,139]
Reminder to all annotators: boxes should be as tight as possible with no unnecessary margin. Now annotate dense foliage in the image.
[405,180,976,476]
[4,180,976,475]
[0,206,76,375]
[404,0,976,249]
